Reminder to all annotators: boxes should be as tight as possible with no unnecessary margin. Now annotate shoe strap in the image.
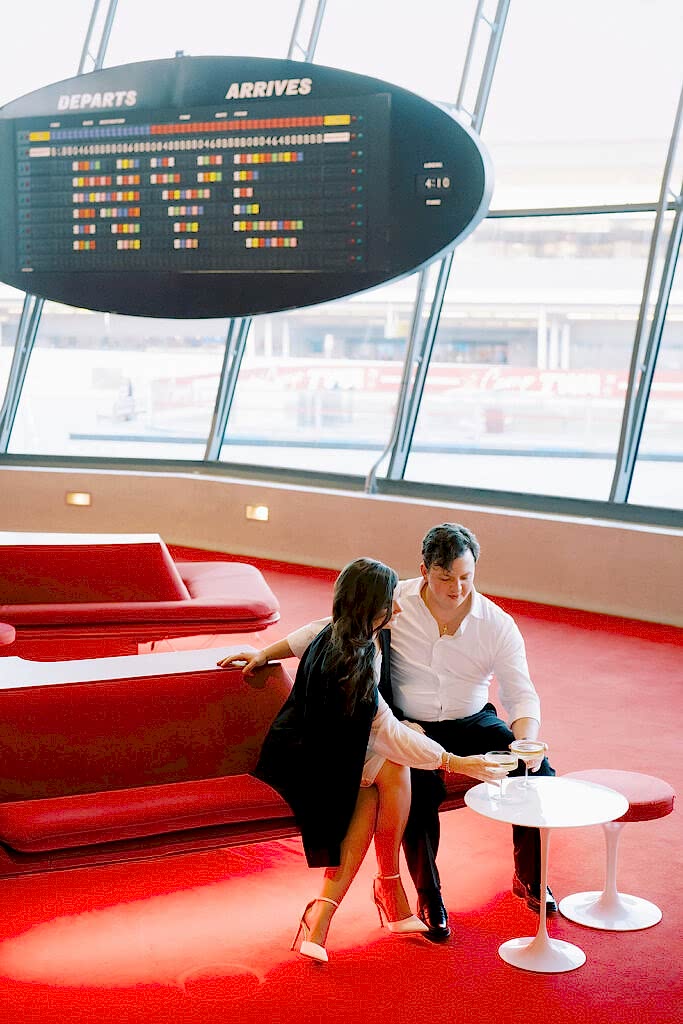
[313,896,339,908]
[376,874,400,880]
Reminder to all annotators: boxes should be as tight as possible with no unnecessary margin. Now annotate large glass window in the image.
[315,0,476,104]
[219,278,418,474]
[404,213,662,499]
[0,0,681,517]
[482,0,683,208]
[0,287,22,401]
[629,248,683,509]
[8,310,226,459]
[0,1,94,106]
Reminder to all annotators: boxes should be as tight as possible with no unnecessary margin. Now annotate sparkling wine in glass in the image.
[509,739,546,788]
[484,750,519,798]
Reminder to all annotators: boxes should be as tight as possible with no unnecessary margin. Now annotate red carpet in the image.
[0,549,680,1024]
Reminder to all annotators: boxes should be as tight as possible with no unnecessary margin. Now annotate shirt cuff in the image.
[508,701,541,727]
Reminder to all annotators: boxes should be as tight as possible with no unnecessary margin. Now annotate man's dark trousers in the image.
[402,703,555,894]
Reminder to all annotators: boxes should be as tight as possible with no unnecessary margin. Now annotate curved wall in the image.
[1,465,681,626]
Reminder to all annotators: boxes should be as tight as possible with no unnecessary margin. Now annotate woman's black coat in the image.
[255,624,392,867]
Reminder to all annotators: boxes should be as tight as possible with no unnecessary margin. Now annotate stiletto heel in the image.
[291,897,339,962]
[373,874,429,934]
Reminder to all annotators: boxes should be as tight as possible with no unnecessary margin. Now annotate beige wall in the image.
[1,465,681,625]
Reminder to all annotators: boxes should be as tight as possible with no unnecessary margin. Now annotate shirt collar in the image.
[401,577,484,620]
[469,588,484,618]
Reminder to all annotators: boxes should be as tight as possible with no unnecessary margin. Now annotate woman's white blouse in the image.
[361,649,445,785]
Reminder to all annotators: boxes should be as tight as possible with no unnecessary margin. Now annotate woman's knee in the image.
[376,760,410,791]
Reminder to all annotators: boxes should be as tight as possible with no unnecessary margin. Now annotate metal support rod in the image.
[204,318,252,462]
[456,0,511,133]
[456,0,487,114]
[287,0,328,62]
[364,0,510,492]
[488,201,677,219]
[609,81,683,502]
[0,0,119,454]
[78,0,119,74]
[364,273,430,492]
[79,0,104,71]
[91,0,119,72]
[470,0,510,134]
[386,252,454,479]
[610,186,682,501]
[0,296,44,451]
[208,0,328,462]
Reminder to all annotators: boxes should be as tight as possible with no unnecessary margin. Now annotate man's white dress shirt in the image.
[389,579,540,725]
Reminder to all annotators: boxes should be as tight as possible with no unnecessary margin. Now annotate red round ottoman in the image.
[559,769,676,930]
[0,622,16,647]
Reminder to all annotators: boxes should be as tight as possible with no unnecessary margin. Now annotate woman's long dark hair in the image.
[323,557,398,713]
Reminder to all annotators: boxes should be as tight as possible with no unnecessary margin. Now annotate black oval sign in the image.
[0,55,492,317]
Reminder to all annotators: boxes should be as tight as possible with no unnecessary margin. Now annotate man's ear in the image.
[419,562,428,581]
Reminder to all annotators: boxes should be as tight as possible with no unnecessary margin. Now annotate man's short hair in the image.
[421,523,480,569]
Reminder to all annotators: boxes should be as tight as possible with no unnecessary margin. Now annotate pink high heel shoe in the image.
[373,874,429,934]
[291,896,339,962]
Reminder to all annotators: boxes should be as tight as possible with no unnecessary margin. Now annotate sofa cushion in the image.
[0,774,292,853]
[176,561,280,623]
[1,562,280,635]
[0,533,189,604]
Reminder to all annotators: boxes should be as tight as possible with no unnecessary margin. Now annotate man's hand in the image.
[403,720,426,735]
[510,718,547,773]
[526,742,549,773]
[217,650,267,676]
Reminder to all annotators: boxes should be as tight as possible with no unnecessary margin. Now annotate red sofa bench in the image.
[0,532,280,658]
[0,649,476,877]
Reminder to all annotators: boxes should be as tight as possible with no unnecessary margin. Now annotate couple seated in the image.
[219,523,553,961]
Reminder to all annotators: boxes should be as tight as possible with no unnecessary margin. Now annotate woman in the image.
[220,557,507,962]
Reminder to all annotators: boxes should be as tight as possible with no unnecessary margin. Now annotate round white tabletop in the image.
[465,776,628,830]
[465,776,628,973]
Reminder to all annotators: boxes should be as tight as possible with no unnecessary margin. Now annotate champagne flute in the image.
[509,739,546,788]
[484,750,518,798]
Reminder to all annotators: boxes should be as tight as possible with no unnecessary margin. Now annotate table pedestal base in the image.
[464,780,630,974]
[499,934,586,973]
[559,890,662,931]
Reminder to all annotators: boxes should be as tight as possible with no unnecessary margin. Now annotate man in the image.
[382,523,555,940]
[219,522,554,942]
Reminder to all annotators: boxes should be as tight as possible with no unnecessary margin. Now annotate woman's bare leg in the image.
[303,785,378,946]
[373,760,413,922]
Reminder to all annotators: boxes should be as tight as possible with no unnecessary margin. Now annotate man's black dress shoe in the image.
[512,874,558,914]
[417,892,451,942]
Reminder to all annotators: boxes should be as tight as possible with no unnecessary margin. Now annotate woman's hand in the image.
[217,638,293,675]
[217,650,267,675]
[444,753,511,784]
